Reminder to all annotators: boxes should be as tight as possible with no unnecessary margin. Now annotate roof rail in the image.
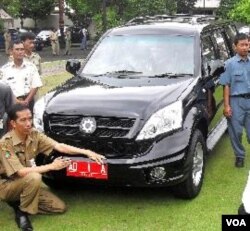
[125,14,216,26]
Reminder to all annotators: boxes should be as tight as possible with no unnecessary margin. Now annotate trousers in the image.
[52,41,60,55]
[227,96,250,158]
[0,173,66,214]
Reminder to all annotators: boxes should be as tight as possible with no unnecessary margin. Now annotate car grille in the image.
[46,114,136,138]
[45,114,152,158]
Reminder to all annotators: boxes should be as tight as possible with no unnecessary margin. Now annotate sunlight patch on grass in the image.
[37,72,72,98]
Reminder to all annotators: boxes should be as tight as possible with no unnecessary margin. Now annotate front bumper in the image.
[43,128,192,187]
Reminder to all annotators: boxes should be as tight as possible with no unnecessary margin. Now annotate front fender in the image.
[183,104,208,146]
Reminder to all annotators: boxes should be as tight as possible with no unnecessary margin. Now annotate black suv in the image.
[34,15,237,198]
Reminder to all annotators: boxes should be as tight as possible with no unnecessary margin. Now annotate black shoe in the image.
[238,204,249,215]
[235,157,244,168]
[15,209,33,231]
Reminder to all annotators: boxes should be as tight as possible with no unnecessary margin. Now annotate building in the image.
[0,8,14,29]
[194,0,221,15]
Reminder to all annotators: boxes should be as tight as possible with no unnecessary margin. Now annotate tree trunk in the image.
[102,0,107,32]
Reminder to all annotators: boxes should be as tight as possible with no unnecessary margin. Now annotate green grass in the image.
[37,72,72,98]
[0,74,249,231]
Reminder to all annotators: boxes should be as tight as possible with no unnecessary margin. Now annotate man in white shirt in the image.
[0,40,43,113]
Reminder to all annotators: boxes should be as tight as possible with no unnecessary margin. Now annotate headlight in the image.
[33,97,46,132]
[136,101,183,140]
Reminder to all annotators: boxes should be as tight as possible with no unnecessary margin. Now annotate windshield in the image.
[82,34,194,77]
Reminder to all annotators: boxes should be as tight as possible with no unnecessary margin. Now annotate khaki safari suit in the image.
[0,129,66,215]
[50,31,60,55]
[3,31,11,55]
[24,52,42,75]
[65,30,71,55]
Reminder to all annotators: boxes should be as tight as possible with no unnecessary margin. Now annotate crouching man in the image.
[0,104,105,231]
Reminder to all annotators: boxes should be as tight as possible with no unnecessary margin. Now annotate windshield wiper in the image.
[150,73,193,78]
[109,70,142,74]
[93,70,142,77]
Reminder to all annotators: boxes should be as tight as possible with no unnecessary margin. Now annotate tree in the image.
[176,0,196,14]
[18,0,55,28]
[229,0,250,24]
[124,0,169,20]
[65,0,102,27]
[166,0,177,15]
[65,0,178,36]
[0,19,4,32]
[0,0,20,16]
[216,0,238,19]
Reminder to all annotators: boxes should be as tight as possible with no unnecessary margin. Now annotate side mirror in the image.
[208,59,225,77]
[66,59,81,75]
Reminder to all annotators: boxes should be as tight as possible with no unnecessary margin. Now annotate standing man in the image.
[64,28,71,55]
[219,33,250,168]
[0,40,43,113]
[50,28,60,55]
[0,82,14,138]
[20,32,42,75]
[80,27,87,50]
[3,29,11,55]
[0,104,105,231]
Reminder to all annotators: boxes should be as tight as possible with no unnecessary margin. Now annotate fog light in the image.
[150,167,166,181]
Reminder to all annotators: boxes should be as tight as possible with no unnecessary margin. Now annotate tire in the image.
[173,129,206,199]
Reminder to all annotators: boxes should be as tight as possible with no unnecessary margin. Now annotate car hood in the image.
[45,76,195,119]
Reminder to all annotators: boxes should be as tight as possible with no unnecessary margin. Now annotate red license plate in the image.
[66,160,108,180]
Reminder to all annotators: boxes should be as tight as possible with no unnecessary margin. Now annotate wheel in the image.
[173,129,206,199]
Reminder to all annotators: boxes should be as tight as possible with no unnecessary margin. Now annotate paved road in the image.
[0,44,93,67]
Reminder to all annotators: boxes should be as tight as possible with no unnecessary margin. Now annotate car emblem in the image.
[79,117,97,134]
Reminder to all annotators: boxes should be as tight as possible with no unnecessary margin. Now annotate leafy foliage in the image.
[216,0,238,19]
[124,0,167,20]
[66,0,179,36]
[229,0,250,23]
[0,0,20,16]
[0,0,55,28]
[0,19,4,32]
[66,0,102,27]
[176,0,197,13]
[18,0,55,27]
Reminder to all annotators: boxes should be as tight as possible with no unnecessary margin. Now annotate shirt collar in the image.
[25,52,35,59]
[10,130,33,146]
[236,53,250,62]
[10,60,27,68]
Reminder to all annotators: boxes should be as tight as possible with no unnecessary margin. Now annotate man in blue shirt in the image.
[219,33,250,168]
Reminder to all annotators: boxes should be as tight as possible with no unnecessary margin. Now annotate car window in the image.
[225,25,237,44]
[82,34,195,76]
[212,30,230,61]
[201,36,216,76]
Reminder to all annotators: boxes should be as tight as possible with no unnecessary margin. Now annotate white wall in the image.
[195,0,220,8]
[13,14,73,29]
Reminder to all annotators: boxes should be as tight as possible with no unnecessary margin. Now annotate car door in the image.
[201,34,224,124]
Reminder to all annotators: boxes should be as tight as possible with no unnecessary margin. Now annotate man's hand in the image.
[54,143,106,165]
[223,105,232,118]
[86,151,106,164]
[50,157,71,170]
[16,98,28,106]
